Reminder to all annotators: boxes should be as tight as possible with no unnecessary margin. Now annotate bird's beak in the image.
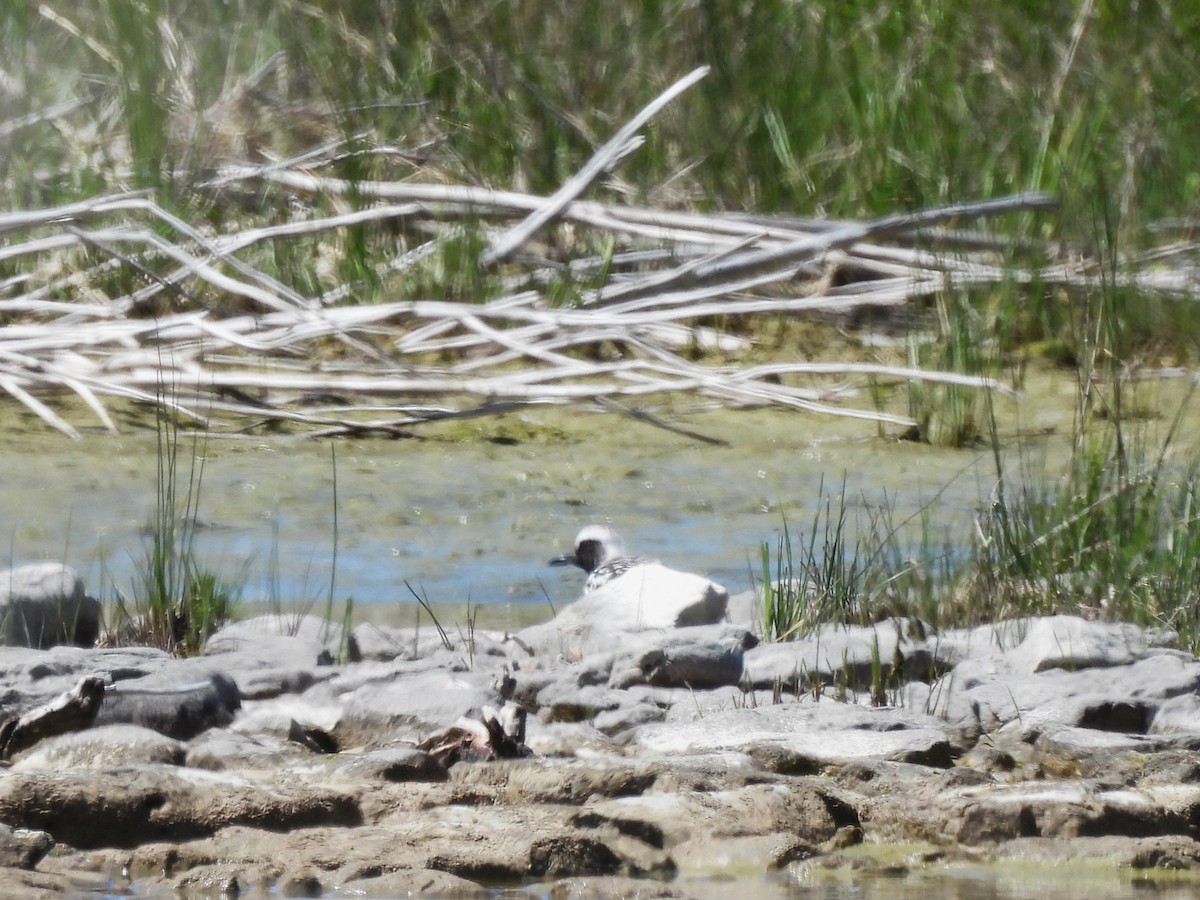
[548,554,576,568]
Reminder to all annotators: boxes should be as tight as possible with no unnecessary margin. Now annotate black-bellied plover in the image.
[549,524,649,593]
[548,524,730,628]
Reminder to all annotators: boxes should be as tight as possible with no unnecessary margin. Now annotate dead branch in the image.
[0,676,106,759]
[0,120,1182,441]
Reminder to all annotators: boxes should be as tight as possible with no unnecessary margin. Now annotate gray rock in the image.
[351,622,454,662]
[926,616,1179,675]
[0,563,99,649]
[742,618,933,691]
[923,648,1200,732]
[0,867,88,897]
[161,803,663,884]
[0,766,361,849]
[6,611,1200,893]
[205,614,360,665]
[592,701,668,738]
[1150,692,1200,736]
[335,666,506,741]
[935,780,1200,845]
[573,782,851,849]
[11,724,185,769]
[670,832,814,875]
[639,700,955,768]
[228,694,344,742]
[0,822,53,869]
[608,627,756,690]
[1006,615,1178,673]
[990,834,1200,869]
[0,646,177,718]
[170,862,280,898]
[524,721,626,758]
[335,868,489,897]
[185,728,311,771]
[351,622,510,665]
[536,874,688,899]
[1030,724,1168,759]
[724,587,760,630]
[448,757,661,805]
[330,747,448,783]
[537,683,631,723]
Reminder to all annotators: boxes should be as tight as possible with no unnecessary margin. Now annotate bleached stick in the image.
[482,66,710,265]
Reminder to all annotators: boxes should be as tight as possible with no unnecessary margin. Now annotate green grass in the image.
[3,1,1194,418]
[760,207,1200,649]
[760,334,1200,653]
[5,2,1197,230]
[107,379,239,654]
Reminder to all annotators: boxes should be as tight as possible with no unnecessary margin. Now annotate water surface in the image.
[3,377,1193,623]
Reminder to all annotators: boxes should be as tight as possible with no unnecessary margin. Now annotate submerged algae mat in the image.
[1,375,1196,621]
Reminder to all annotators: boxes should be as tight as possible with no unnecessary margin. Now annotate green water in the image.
[1,372,1195,621]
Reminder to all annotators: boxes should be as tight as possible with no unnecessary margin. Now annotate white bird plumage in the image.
[548,524,652,593]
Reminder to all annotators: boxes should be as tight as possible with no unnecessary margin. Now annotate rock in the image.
[724,587,759,629]
[0,867,91,898]
[608,627,757,690]
[448,757,661,805]
[336,666,506,741]
[171,863,278,898]
[638,701,955,768]
[592,701,668,738]
[574,782,852,849]
[0,675,105,759]
[279,866,325,897]
[913,637,1200,734]
[671,832,814,875]
[205,614,360,665]
[5,612,1200,893]
[524,721,625,758]
[0,766,361,849]
[1149,692,1200,736]
[336,868,489,897]
[537,683,633,724]
[931,781,1200,845]
[11,723,185,769]
[186,728,310,771]
[1005,615,1178,673]
[0,645,174,712]
[741,619,934,691]
[351,622,510,665]
[351,622,451,662]
[0,822,53,869]
[226,694,344,744]
[0,563,99,649]
[330,747,448,783]
[990,834,1200,869]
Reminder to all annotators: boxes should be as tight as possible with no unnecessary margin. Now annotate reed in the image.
[108,375,239,654]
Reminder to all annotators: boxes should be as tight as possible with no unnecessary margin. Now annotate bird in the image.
[548,524,731,629]
[548,524,648,593]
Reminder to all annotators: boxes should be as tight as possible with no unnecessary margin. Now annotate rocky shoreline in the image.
[1,569,1200,897]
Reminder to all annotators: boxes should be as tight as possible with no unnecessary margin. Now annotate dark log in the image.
[95,673,241,740]
[0,676,106,760]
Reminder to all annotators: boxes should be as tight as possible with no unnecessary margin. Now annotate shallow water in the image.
[0,408,1001,619]
[104,863,1200,899]
[1,376,1194,623]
